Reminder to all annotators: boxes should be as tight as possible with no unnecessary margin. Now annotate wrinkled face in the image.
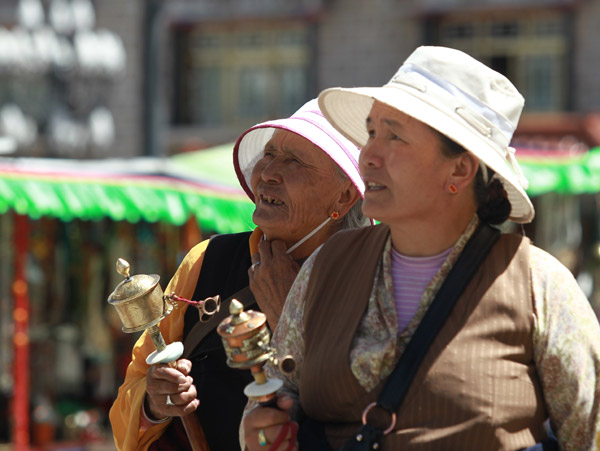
[250,129,345,247]
[359,101,455,227]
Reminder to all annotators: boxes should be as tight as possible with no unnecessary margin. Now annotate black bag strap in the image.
[343,223,500,450]
[182,286,255,359]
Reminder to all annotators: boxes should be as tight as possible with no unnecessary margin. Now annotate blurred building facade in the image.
[1,0,599,447]
[145,0,600,155]
[2,0,599,159]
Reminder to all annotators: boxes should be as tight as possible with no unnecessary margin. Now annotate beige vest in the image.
[300,225,548,450]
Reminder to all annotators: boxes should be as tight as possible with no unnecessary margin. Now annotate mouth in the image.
[365,181,386,192]
[259,193,285,206]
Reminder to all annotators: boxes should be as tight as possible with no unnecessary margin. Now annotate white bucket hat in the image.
[318,46,535,224]
[233,99,365,202]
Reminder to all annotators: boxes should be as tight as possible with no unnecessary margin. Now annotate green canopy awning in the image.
[517,147,600,197]
[0,147,255,233]
[1,145,598,231]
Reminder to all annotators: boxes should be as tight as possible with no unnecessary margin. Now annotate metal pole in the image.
[12,213,30,450]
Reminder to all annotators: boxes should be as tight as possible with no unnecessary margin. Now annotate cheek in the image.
[291,178,339,216]
[249,162,265,189]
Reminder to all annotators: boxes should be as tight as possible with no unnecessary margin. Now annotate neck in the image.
[261,219,339,260]
[388,208,475,257]
[287,219,338,260]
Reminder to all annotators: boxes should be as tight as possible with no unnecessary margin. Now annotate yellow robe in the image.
[109,229,261,450]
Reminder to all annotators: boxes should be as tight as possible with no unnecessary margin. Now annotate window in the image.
[171,22,314,127]
[435,11,569,112]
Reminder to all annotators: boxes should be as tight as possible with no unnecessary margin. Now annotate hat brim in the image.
[233,118,365,202]
[319,86,535,224]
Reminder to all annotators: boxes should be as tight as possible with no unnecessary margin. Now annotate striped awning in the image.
[0,145,255,233]
[517,146,600,197]
[1,145,599,231]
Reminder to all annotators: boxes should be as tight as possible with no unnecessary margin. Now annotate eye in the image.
[390,132,407,143]
[367,128,376,139]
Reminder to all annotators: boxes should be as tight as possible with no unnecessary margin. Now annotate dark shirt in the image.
[150,231,254,451]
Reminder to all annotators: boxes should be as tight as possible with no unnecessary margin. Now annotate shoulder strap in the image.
[344,223,500,450]
[378,223,499,412]
[182,286,255,359]
[181,232,253,359]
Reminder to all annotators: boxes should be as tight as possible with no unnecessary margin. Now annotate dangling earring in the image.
[448,184,458,194]
[286,211,340,255]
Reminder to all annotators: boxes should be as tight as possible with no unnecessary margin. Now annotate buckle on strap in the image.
[361,402,397,435]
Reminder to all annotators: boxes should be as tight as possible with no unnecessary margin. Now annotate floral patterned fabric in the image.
[263,217,600,450]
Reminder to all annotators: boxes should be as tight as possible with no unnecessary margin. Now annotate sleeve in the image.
[240,247,321,447]
[530,246,600,451]
[108,239,210,451]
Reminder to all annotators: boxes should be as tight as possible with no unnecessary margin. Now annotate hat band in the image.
[291,111,360,173]
[390,63,515,145]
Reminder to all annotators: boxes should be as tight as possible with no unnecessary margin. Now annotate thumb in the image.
[277,394,295,412]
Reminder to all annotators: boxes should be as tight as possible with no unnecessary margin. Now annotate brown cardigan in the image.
[300,224,548,450]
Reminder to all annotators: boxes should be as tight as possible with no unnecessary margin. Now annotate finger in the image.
[165,384,198,406]
[251,251,261,265]
[147,371,194,398]
[175,359,193,375]
[257,239,274,262]
[245,406,291,430]
[165,397,200,417]
[270,240,289,256]
[149,363,189,384]
[148,371,193,391]
[276,395,295,412]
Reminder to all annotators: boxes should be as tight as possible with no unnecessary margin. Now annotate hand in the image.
[244,396,298,451]
[145,359,199,420]
[249,240,300,330]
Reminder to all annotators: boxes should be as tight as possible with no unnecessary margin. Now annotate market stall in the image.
[0,146,254,448]
[1,145,599,448]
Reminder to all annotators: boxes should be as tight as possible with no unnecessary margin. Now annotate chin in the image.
[361,204,378,220]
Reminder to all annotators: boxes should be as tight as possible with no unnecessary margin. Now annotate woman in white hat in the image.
[109,99,371,451]
[243,47,600,450]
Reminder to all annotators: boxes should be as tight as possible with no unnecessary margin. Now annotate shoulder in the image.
[529,244,579,288]
[319,224,389,260]
[328,223,387,242]
[165,238,212,296]
[209,230,253,244]
[180,239,212,271]
[528,244,594,333]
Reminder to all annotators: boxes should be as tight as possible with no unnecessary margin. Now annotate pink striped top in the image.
[391,246,453,333]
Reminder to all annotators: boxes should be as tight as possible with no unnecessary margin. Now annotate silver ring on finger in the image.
[251,261,261,271]
[165,394,175,406]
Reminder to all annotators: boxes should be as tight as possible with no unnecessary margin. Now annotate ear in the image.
[448,153,479,191]
[333,180,361,218]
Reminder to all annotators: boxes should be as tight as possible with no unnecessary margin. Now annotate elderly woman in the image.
[243,47,600,450]
[109,99,370,450]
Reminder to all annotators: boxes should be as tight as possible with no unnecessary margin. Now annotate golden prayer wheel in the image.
[107,258,182,364]
[106,258,208,451]
[108,258,172,333]
[218,300,295,404]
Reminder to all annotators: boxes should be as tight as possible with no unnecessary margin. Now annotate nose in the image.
[258,157,283,184]
[359,138,383,169]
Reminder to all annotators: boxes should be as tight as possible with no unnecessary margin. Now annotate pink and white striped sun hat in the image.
[233,98,365,202]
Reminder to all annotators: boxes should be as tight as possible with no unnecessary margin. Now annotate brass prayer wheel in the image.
[218,300,294,404]
[107,258,182,365]
[107,258,172,333]
[106,258,208,451]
